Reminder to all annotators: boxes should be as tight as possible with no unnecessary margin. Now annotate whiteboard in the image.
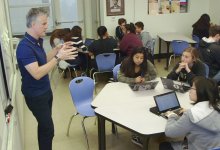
[8,0,54,35]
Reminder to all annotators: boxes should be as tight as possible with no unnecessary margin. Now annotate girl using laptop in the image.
[167,47,206,85]
[118,47,157,84]
[118,47,157,147]
[160,76,220,150]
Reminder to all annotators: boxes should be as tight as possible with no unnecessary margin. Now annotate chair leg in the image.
[168,55,174,68]
[82,117,90,150]
[73,67,78,77]
[54,70,65,89]
[93,72,97,94]
[66,112,78,136]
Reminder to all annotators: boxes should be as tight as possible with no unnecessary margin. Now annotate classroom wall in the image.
[100,0,210,53]
[209,0,220,25]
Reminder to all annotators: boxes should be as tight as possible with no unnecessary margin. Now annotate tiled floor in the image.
[24,37,176,150]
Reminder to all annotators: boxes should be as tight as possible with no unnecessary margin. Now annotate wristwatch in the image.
[54,55,61,63]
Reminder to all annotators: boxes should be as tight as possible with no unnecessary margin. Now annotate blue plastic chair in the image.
[113,64,121,81]
[192,35,200,48]
[211,147,220,150]
[67,77,95,150]
[203,62,209,78]
[146,38,156,64]
[90,53,116,84]
[168,40,189,68]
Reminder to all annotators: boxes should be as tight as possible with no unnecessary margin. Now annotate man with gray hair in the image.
[16,7,77,150]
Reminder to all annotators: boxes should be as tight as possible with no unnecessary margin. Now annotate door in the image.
[53,0,84,33]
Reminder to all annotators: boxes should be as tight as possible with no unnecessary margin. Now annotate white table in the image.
[157,32,196,70]
[92,79,192,150]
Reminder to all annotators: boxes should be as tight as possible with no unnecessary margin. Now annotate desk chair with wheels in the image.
[90,53,116,84]
[192,35,200,49]
[168,40,189,69]
[67,77,95,150]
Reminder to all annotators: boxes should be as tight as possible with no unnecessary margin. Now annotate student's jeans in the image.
[24,89,54,150]
[213,71,220,83]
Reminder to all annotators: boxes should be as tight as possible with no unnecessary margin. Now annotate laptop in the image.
[160,77,190,93]
[149,91,182,118]
[129,81,159,91]
[84,38,94,47]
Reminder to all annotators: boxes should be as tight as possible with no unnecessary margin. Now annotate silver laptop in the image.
[129,81,159,91]
[160,77,190,93]
[150,91,182,118]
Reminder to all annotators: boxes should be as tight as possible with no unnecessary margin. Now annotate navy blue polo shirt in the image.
[16,32,51,97]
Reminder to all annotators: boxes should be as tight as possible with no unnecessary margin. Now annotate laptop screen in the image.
[154,91,180,112]
[84,38,94,47]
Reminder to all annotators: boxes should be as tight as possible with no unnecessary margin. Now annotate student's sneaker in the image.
[131,135,143,148]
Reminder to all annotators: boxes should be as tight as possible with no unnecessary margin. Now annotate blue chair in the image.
[211,147,220,150]
[90,53,116,84]
[168,40,189,68]
[145,38,156,65]
[67,77,95,150]
[203,62,209,78]
[51,60,78,89]
[113,64,121,81]
[192,35,200,48]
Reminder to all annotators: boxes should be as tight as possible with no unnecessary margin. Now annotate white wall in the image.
[209,0,220,25]
[100,0,210,53]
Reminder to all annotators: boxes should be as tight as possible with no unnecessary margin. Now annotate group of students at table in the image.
[49,17,153,71]
[49,16,220,149]
[117,46,220,150]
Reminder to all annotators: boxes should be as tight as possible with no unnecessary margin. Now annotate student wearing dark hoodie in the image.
[198,25,220,82]
[160,76,220,150]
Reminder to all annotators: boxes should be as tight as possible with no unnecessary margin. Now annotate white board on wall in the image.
[8,0,54,35]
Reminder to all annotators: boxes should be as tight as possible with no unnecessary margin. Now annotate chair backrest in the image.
[149,38,156,55]
[192,35,200,48]
[69,77,94,112]
[203,62,209,78]
[211,147,220,150]
[113,64,121,81]
[171,40,189,55]
[96,53,116,72]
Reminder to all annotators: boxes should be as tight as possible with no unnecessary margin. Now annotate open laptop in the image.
[84,38,94,47]
[149,91,182,118]
[160,77,190,93]
[129,81,159,91]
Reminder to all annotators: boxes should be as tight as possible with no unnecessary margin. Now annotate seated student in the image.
[118,47,157,147]
[160,76,220,150]
[198,25,220,83]
[65,25,88,71]
[167,47,206,85]
[50,28,70,47]
[192,14,211,39]
[88,26,117,68]
[135,21,152,49]
[115,18,127,41]
[119,23,143,57]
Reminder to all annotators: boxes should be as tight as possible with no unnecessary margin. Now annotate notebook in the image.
[84,38,94,47]
[129,81,159,91]
[150,91,182,118]
[160,77,190,93]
